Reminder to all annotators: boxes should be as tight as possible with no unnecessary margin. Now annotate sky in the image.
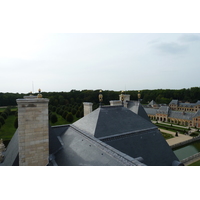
[1,33,200,93]
[1,1,200,94]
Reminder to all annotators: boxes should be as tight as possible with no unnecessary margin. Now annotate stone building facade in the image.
[169,100,200,112]
[144,100,200,128]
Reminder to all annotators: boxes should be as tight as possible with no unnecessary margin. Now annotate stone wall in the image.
[17,96,49,166]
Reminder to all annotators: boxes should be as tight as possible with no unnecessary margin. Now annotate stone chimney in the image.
[83,102,93,116]
[110,100,122,106]
[16,95,49,166]
[119,94,130,102]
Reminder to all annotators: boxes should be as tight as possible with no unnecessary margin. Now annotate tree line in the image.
[1,87,200,107]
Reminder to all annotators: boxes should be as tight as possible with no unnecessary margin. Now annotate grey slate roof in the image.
[148,100,157,106]
[144,108,157,115]
[127,101,151,122]
[73,106,156,138]
[169,110,194,120]
[169,99,200,107]
[157,106,169,114]
[50,125,144,166]
[196,100,200,105]
[169,100,179,105]
[102,128,179,166]
[193,110,200,118]
[179,103,195,107]
[73,106,180,166]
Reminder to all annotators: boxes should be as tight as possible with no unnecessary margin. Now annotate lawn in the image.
[160,132,174,140]
[49,112,79,126]
[155,123,189,134]
[50,113,68,126]
[0,107,17,112]
[188,160,200,166]
[0,114,17,141]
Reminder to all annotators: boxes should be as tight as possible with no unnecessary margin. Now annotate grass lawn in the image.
[161,132,174,140]
[50,113,68,126]
[188,160,200,166]
[0,107,17,112]
[49,112,79,126]
[155,123,189,134]
[0,115,17,141]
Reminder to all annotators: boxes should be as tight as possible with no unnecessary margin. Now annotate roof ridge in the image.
[98,127,158,141]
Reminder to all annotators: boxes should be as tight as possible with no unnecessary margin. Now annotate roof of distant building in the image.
[157,106,170,115]
[169,100,179,105]
[148,100,157,106]
[169,110,194,120]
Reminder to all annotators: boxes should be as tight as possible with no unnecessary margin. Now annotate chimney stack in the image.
[83,102,93,116]
[16,95,49,166]
[119,94,130,102]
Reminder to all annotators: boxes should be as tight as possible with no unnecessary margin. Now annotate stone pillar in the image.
[83,102,93,116]
[16,96,49,166]
[119,94,130,102]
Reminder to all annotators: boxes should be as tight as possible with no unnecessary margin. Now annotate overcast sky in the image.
[1,33,200,93]
[1,1,200,94]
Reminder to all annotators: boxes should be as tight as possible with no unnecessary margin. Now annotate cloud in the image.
[154,42,188,55]
[179,33,200,43]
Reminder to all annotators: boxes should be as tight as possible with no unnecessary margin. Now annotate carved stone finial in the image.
[138,91,141,100]
[99,90,103,107]
[0,138,6,153]
[37,88,42,98]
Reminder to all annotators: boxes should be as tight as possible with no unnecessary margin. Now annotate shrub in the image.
[14,118,18,129]
[0,116,5,125]
[1,112,8,120]
[62,111,68,119]
[51,114,58,124]
[52,106,56,112]
[190,132,200,137]
[76,110,81,118]
[66,112,74,123]
[72,109,76,115]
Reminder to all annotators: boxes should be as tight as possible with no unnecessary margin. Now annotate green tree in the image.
[76,110,81,118]
[51,114,58,124]
[1,112,8,120]
[66,112,74,123]
[14,117,18,129]
[0,116,5,125]
[62,111,68,119]
[72,108,76,115]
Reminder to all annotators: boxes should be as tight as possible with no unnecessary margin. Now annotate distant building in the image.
[148,100,159,108]
[169,99,200,112]
[144,99,200,128]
